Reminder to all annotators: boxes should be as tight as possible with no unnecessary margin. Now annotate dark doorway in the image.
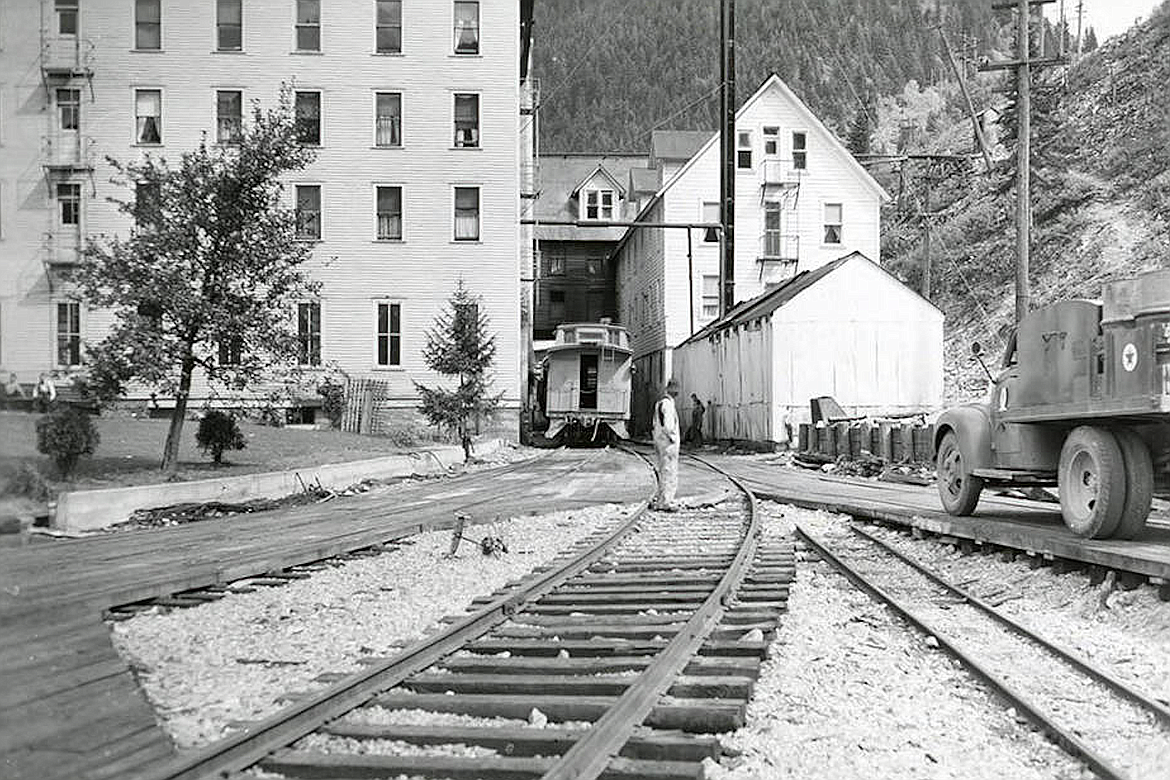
[579,353,598,409]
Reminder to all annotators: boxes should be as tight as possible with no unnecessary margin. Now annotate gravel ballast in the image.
[709,502,1092,780]
[109,503,631,748]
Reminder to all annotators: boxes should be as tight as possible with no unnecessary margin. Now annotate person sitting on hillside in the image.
[2,372,25,410]
[32,373,57,413]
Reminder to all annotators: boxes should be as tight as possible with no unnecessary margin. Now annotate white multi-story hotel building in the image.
[0,0,535,434]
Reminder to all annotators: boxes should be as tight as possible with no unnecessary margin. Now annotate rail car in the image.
[541,321,633,445]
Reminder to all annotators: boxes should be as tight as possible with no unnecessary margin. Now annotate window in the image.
[584,189,614,221]
[823,203,842,245]
[56,0,78,35]
[375,0,401,53]
[56,302,81,367]
[763,126,779,156]
[453,186,479,241]
[218,336,243,366]
[548,250,565,275]
[702,201,720,242]
[295,0,320,50]
[297,302,321,366]
[135,89,162,144]
[375,186,402,240]
[376,302,401,366]
[295,185,321,240]
[294,91,321,145]
[217,0,242,50]
[736,130,752,169]
[57,183,81,227]
[454,93,479,148]
[701,275,719,320]
[135,0,161,49]
[793,132,807,170]
[374,92,401,147]
[763,201,783,257]
[454,1,479,54]
[57,88,80,131]
[216,90,242,144]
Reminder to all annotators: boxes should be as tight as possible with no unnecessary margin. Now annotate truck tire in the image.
[1058,426,1126,539]
[1113,428,1153,540]
[936,430,983,515]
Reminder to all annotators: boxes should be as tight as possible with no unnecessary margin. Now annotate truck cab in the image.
[935,268,1170,539]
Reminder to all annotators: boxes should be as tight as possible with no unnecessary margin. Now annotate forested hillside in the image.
[532,0,1000,153]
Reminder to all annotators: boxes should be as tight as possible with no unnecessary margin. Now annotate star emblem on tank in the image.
[1122,342,1138,372]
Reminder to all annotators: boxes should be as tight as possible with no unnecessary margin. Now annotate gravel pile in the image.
[109,503,631,748]
[708,502,1090,780]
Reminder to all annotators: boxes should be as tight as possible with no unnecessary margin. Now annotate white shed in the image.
[672,252,943,444]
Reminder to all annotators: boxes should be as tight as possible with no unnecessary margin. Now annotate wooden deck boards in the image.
[715,456,1170,578]
[0,448,656,780]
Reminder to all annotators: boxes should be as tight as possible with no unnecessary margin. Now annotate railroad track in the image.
[133,450,795,780]
[797,521,1170,780]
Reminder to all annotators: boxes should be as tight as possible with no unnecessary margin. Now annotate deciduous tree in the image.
[80,87,319,473]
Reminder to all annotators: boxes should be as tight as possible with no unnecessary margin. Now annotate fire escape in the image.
[39,0,95,288]
[757,157,802,286]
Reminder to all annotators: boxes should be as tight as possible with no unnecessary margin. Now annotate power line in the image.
[539,18,619,107]
[632,85,722,141]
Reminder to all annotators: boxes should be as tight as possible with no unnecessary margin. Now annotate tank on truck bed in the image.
[934,268,1170,540]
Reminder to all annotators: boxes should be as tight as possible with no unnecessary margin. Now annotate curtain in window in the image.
[376,187,402,239]
[702,201,720,242]
[454,188,479,240]
[454,1,479,52]
[375,93,401,146]
[217,91,242,144]
[136,91,161,144]
[454,94,478,147]
[823,203,842,244]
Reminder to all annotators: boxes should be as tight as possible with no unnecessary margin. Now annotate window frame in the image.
[582,188,615,221]
[133,87,163,145]
[54,300,83,368]
[701,274,720,320]
[763,200,783,257]
[217,335,244,366]
[56,182,82,229]
[453,92,480,148]
[792,131,808,170]
[56,0,79,36]
[373,91,403,148]
[215,89,244,145]
[216,0,243,51]
[373,184,404,241]
[452,185,480,242]
[294,89,322,146]
[701,200,720,243]
[133,0,162,50]
[373,300,403,368]
[453,0,479,55]
[822,202,843,246]
[56,88,81,132]
[736,130,753,170]
[374,0,402,54]
[294,0,321,52]
[296,300,322,367]
[294,183,323,241]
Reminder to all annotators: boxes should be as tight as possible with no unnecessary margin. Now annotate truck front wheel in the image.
[1058,426,1126,539]
[937,430,983,515]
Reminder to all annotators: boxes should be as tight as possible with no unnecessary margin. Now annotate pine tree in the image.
[1084,26,1099,52]
[846,106,871,155]
[414,281,503,462]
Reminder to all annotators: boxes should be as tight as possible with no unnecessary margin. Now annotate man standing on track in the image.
[652,379,681,511]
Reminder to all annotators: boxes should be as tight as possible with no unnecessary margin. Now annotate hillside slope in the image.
[531,0,998,153]
[880,3,1170,401]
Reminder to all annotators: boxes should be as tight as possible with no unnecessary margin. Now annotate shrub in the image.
[195,410,246,464]
[8,463,52,502]
[35,407,100,478]
[317,377,346,429]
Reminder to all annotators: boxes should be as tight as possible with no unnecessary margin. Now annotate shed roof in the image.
[650,130,712,162]
[677,252,940,348]
[629,166,661,196]
[534,154,648,242]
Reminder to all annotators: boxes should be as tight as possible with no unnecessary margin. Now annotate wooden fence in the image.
[341,377,390,435]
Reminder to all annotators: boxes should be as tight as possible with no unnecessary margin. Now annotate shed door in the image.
[579,354,598,409]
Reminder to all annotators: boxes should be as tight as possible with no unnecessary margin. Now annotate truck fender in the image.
[933,405,994,472]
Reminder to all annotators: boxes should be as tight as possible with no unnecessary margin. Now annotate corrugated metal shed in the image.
[673,253,944,444]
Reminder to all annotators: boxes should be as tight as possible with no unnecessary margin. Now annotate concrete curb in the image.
[55,438,508,532]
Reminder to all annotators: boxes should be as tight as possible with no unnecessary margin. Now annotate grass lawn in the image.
[0,411,443,495]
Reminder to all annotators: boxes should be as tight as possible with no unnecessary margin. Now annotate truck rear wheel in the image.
[937,430,983,515]
[1113,428,1153,540]
[1058,426,1126,539]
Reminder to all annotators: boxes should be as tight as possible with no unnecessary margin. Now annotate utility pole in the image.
[982,0,1063,325]
[719,0,736,316]
[922,165,933,299]
[1076,0,1084,59]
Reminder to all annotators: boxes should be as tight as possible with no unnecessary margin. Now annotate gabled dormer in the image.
[571,165,626,222]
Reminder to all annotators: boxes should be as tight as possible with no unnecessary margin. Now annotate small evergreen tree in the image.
[195,410,246,464]
[1083,26,1099,52]
[846,106,871,155]
[36,407,100,478]
[414,282,502,462]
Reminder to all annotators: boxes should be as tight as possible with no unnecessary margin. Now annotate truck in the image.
[934,268,1170,539]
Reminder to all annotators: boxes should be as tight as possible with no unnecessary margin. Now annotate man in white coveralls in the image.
[652,379,681,510]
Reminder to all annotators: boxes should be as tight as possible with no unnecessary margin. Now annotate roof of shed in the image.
[677,252,939,348]
[629,166,661,195]
[650,130,712,161]
[534,154,648,242]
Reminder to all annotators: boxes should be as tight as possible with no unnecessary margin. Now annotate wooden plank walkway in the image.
[714,456,1170,579]
[0,448,659,780]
